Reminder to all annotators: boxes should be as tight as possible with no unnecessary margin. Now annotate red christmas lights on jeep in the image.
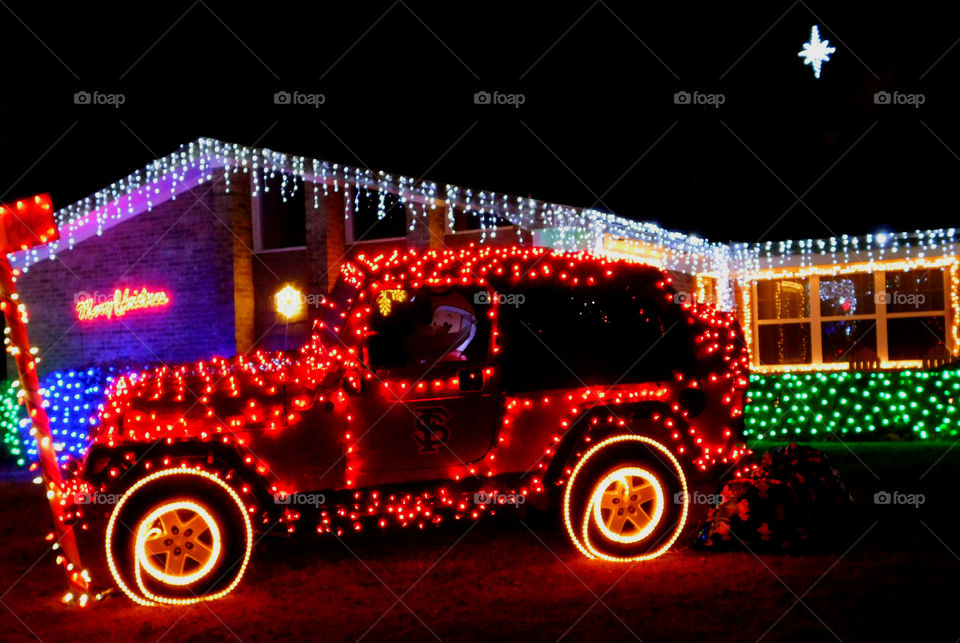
[77,246,749,605]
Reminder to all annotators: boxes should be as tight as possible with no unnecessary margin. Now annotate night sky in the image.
[1,1,958,244]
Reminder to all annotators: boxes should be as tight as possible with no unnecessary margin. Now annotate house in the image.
[1,137,957,457]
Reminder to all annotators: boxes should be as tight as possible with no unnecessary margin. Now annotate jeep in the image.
[79,246,749,605]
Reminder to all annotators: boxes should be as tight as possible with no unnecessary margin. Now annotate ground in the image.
[1,442,958,642]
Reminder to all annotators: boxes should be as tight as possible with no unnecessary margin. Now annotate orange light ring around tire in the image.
[135,500,223,586]
[562,435,689,562]
[590,467,664,544]
[105,467,254,606]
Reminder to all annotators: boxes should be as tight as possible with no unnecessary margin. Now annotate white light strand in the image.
[12,137,958,315]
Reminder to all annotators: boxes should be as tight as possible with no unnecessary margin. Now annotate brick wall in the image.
[10,170,247,377]
[8,169,536,378]
[215,171,255,353]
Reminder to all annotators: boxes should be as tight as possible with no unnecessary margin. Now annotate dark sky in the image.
[1,1,958,245]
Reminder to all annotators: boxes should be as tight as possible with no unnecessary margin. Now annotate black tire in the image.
[105,468,253,605]
[562,436,688,561]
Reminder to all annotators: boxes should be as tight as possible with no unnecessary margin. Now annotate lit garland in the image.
[6,138,960,319]
[58,246,751,605]
[6,138,729,289]
[14,136,960,603]
[744,368,960,441]
[7,361,956,471]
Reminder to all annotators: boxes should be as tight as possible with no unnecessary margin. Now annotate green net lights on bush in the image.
[1,380,24,465]
[744,368,960,441]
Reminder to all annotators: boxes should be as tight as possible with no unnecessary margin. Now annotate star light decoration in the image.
[798,25,836,79]
[274,285,304,320]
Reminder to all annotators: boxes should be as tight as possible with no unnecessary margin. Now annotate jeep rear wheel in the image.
[563,435,688,561]
[105,468,253,605]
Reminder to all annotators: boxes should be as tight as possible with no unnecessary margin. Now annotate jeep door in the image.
[345,284,502,486]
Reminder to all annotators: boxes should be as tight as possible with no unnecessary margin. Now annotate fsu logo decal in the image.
[412,406,452,454]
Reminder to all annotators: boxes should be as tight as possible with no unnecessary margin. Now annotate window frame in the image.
[251,172,307,253]
[746,259,957,372]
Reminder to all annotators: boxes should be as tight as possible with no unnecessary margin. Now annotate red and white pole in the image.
[0,195,90,604]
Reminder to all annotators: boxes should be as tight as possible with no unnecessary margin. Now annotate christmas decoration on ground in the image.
[69,245,749,604]
[696,443,854,550]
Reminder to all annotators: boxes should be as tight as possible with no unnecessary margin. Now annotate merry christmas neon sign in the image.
[76,287,170,322]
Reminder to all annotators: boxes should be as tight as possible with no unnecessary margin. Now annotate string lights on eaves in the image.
[8,138,958,317]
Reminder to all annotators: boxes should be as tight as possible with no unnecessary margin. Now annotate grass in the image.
[1,441,958,642]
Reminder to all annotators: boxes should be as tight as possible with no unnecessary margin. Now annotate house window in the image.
[884,269,944,313]
[755,278,812,365]
[752,266,951,367]
[818,273,877,363]
[351,189,406,241]
[255,173,306,251]
[887,316,946,360]
[883,268,947,360]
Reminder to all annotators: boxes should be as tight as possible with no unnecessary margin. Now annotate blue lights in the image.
[1,366,125,466]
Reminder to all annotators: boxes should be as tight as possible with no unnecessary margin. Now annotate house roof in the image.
[12,137,958,285]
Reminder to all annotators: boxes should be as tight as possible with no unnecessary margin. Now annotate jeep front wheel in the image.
[562,435,688,561]
[105,468,254,605]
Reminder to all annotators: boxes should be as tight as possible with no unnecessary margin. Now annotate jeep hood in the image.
[91,348,342,446]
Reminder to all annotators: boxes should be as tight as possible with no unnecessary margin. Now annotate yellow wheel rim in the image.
[135,500,222,587]
[590,467,664,544]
